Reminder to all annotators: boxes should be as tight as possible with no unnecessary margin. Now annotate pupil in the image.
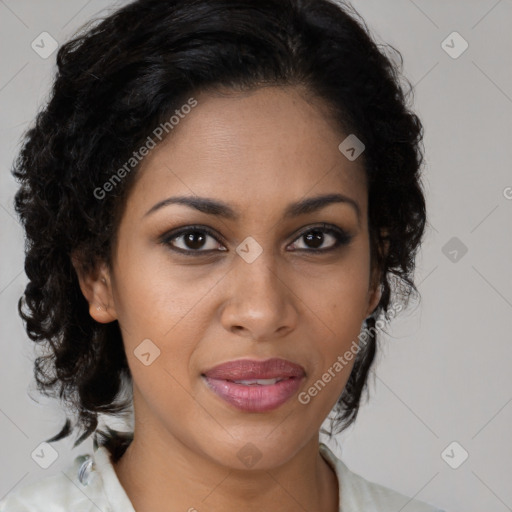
[186,231,205,249]
[305,230,323,248]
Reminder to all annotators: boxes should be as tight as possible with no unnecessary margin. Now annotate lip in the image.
[202,358,305,413]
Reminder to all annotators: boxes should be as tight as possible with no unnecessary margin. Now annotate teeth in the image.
[233,378,282,386]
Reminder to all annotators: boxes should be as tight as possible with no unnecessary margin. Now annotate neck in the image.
[113,426,339,512]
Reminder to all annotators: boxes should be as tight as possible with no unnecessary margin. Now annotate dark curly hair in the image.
[13,0,426,461]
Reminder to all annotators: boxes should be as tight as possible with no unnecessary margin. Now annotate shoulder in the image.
[0,452,110,512]
[319,443,445,512]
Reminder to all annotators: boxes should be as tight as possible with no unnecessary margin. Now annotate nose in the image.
[219,247,299,341]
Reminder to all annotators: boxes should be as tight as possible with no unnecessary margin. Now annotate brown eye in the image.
[161,226,227,254]
[179,230,208,250]
[303,229,330,249]
[288,224,353,252]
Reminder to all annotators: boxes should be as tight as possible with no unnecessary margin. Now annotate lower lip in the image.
[203,376,304,412]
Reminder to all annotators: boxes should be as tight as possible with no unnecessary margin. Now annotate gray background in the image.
[1,1,511,511]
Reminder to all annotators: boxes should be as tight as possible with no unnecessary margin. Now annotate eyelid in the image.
[159,223,353,255]
[289,223,353,251]
[159,224,226,253]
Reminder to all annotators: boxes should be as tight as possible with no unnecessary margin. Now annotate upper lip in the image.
[203,358,305,380]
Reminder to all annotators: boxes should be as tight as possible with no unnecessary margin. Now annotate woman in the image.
[0,0,444,510]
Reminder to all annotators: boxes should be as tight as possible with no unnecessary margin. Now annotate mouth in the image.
[202,358,305,413]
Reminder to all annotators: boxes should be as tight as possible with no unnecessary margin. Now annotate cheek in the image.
[111,245,216,340]
[111,254,216,383]
[298,301,365,414]
[295,254,370,388]
[294,254,371,330]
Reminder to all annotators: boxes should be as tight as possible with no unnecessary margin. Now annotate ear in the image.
[365,277,382,319]
[365,228,389,318]
[71,252,118,323]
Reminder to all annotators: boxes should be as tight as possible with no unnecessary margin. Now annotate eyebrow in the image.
[144,193,361,224]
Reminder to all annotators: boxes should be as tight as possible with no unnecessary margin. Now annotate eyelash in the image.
[159,223,353,256]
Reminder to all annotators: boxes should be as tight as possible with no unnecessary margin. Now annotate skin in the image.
[75,85,382,512]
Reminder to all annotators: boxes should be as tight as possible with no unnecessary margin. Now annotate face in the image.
[80,85,381,470]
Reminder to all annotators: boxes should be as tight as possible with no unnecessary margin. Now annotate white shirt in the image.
[0,442,444,511]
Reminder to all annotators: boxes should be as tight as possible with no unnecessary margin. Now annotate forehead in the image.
[125,86,367,221]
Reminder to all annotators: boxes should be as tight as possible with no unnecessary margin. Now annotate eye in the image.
[160,223,353,256]
[288,224,353,252]
[161,225,226,254]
